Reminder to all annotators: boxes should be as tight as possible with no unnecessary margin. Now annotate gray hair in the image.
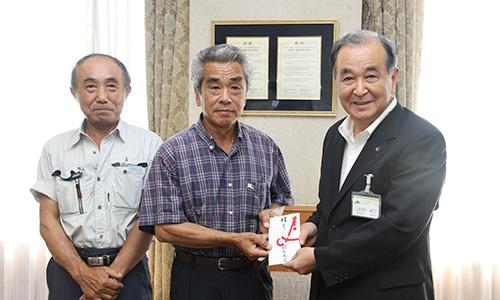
[330,30,398,76]
[191,44,251,93]
[71,53,131,89]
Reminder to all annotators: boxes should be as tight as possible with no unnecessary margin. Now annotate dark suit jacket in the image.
[308,103,446,300]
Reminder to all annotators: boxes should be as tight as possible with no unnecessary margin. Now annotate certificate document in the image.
[268,213,301,266]
[277,36,322,100]
[226,36,269,99]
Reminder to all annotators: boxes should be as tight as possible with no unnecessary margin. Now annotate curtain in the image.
[362,0,423,110]
[417,2,500,299]
[0,242,50,300]
[144,0,190,299]
[433,265,500,300]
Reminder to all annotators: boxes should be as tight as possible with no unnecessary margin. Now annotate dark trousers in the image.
[46,251,151,300]
[170,258,273,300]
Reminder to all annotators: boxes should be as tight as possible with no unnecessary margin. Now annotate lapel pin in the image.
[374,146,381,152]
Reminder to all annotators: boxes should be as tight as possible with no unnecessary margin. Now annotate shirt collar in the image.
[114,119,127,142]
[194,114,243,150]
[339,97,397,142]
[70,119,126,146]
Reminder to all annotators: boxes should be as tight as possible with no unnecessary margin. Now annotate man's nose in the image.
[96,86,108,103]
[219,88,231,103]
[353,78,367,97]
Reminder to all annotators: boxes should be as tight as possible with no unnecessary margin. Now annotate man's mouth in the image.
[353,100,372,106]
[216,109,234,114]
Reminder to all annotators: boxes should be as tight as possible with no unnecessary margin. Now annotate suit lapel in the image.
[319,130,345,218]
[337,135,389,201]
[325,103,405,218]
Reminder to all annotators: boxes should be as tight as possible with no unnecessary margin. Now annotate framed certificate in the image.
[277,36,322,100]
[213,20,338,116]
[226,36,270,99]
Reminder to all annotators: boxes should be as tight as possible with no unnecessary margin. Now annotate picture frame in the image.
[212,20,338,116]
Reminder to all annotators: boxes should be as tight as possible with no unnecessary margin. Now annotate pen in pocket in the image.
[111,162,148,168]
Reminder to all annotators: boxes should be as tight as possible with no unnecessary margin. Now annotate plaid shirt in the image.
[139,117,293,257]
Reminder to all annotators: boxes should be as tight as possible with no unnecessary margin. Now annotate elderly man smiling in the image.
[284,31,446,300]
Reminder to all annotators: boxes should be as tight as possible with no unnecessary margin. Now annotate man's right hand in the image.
[235,232,271,260]
[77,265,124,300]
[299,222,318,247]
[39,195,124,299]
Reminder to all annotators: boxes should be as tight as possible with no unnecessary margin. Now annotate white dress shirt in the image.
[31,119,162,248]
[338,98,397,188]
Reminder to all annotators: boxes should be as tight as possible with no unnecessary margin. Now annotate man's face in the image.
[335,39,399,133]
[71,56,130,129]
[195,62,247,132]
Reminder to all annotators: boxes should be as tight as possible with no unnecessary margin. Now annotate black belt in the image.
[175,251,259,271]
[82,253,118,267]
[76,247,120,267]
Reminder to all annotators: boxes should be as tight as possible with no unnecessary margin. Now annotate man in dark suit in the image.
[284,30,446,300]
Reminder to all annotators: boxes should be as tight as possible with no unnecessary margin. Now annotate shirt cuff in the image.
[30,181,56,202]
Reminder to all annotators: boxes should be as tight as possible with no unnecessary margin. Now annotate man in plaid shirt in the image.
[139,44,293,300]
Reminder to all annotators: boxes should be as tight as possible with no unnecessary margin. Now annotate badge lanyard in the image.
[351,174,381,219]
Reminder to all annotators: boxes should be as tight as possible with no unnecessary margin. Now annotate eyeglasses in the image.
[51,169,82,181]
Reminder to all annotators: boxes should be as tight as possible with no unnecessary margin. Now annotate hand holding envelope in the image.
[268,213,301,266]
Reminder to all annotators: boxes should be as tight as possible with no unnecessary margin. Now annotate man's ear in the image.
[70,87,78,101]
[390,67,400,94]
[124,86,132,100]
[194,88,202,107]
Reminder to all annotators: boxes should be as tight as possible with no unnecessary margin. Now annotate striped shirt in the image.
[139,117,293,257]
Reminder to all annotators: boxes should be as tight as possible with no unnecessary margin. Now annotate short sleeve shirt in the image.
[139,118,293,257]
[31,120,162,248]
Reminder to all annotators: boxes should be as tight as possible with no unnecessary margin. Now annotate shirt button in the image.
[228,211,233,215]
[228,183,232,187]
[98,205,102,209]
[329,225,336,232]
[99,234,103,239]
[92,151,96,155]
[209,145,214,150]
[97,177,101,182]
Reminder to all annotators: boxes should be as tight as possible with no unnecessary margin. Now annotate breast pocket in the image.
[111,163,146,209]
[54,169,82,215]
[241,181,270,220]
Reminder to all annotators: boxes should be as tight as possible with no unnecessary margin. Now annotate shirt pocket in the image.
[110,161,147,209]
[54,168,82,215]
[241,181,270,220]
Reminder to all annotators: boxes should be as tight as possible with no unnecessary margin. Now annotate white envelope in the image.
[268,213,301,266]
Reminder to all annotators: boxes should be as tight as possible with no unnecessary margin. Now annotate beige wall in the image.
[189,0,361,204]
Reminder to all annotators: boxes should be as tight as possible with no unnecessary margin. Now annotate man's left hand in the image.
[282,247,317,275]
[259,206,285,233]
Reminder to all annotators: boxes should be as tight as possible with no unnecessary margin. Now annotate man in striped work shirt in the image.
[139,44,293,300]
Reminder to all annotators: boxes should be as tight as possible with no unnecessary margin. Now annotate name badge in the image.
[351,192,381,219]
[351,173,381,219]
